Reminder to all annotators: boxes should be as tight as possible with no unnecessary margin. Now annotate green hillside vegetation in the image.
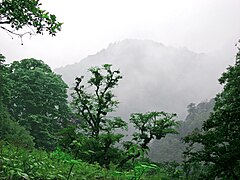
[149,99,215,163]
[0,56,180,179]
[184,50,240,179]
[1,1,239,179]
[0,48,239,179]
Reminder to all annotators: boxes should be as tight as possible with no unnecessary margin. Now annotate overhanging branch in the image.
[0,26,32,36]
[0,21,11,24]
[0,26,33,44]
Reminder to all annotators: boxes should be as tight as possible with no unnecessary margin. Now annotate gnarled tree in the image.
[71,64,127,167]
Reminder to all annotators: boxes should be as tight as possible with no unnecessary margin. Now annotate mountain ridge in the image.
[55,39,226,120]
[55,39,205,70]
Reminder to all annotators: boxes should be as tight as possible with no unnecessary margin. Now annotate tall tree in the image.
[71,65,179,168]
[0,0,62,41]
[8,58,71,149]
[184,50,240,179]
[0,54,34,148]
[71,64,127,167]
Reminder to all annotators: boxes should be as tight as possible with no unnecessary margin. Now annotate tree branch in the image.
[75,81,98,136]
[0,26,34,45]
[0,21,11,24]
[0,26,32,37]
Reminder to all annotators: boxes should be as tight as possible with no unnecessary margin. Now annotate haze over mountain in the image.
[55,39,231,120]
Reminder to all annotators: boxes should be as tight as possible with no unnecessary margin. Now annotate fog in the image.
[1,0,240,68]
[1,0,240,167]
[55,39,230,121]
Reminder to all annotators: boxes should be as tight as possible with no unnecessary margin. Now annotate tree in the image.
[8,58,71,149]
[119,111,178,168]
[184,50,240,179]
[71,64,179,168]
[71,64,127,167]
[148,99,215,163]
[0,54,34,148]
[0,54,10,105]
[0,0,62,42]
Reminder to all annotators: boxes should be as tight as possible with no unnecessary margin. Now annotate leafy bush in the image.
[0,145,109,179]
[0,144,181,180]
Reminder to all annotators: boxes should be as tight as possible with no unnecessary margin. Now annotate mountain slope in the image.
[149,99,215,162]
[55,39,227,120]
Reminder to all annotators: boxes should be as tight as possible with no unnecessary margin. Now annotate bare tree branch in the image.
[0,21,11,24]
[0,26,33,44]
[1,26,32,36]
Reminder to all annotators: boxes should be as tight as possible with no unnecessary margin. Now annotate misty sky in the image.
[1,0,240,68]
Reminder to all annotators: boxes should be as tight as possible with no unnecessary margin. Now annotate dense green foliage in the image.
[184,51,240,179]
[7,58,71,149]
[0,54,34,148]
[0,47,239,179]
[0,144,108,179]
[0,0,62,38]
[1,143,184,180]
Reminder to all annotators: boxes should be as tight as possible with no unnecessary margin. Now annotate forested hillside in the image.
[1,0,239,179]
[149,99,215,162]
[1,49,239,179]
[0,56,181,179]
